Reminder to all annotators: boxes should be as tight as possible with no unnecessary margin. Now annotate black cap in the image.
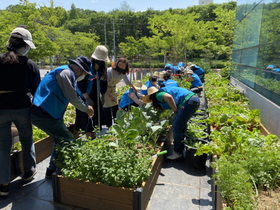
[69,56,92,76]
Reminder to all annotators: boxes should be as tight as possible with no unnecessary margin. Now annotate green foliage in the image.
[0,1,235,64]
[56,103,171,188]
[56,137,152,188]
[202,72,280,209]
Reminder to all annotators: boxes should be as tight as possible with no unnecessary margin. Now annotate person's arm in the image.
[27,59,41,96]
[129,92,144,106]
[56,69,93,117]
[163,93,177,112]
[123,74,138,92]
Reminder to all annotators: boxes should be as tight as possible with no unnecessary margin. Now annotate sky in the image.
[0,0,235,12]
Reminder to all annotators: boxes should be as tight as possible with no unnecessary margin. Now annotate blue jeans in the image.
[0,108,36,184]
[172,96,200,153]
[31,113,73,171]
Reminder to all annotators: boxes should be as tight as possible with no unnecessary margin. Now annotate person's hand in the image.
[86,106,94,118]
[85,97,94,106]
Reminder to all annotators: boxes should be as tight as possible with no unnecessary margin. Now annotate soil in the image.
[257,188,280,209]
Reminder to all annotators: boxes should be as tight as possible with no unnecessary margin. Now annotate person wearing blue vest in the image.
[187,62,205,83]
[160,70,179,88]
[119,81,146,111]
[75,45,109,137]
[143,75,159,95]
[165,63,179,75]
[143,86,200,160]
[185,70,203,94]
[31,56,94,178]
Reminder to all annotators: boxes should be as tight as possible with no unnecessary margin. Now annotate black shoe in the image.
[23,168,37,181]
[0,184,10,196]
[45,168,55,179]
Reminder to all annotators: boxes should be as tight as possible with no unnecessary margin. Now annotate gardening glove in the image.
[85,97,94,106]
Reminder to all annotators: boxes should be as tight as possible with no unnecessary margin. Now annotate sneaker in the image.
[167,152,182,160]
[0,184,10,196]
[23,168,37,181]
[45,168,55,179]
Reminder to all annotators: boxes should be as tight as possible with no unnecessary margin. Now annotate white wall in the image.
[230,77,280,138]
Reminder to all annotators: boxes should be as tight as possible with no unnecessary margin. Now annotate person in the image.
[185,69,203,94]
[186,62,205,83]
[0,27,40,196]
[160,70,179,87]
[158,71,165,87]
[119,81,146,111]
[177,62,185,72]
[142,75,159,95]
[103,57,136,128]
[31,55,94,178]
[143,86,200,160]
[75,45,109,137]
[165,63,179,75]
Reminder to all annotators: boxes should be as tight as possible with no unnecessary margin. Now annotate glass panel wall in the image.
[232,0,280,106]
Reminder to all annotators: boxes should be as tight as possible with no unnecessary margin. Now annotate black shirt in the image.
[0,54,41,109]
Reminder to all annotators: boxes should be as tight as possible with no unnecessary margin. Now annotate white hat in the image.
[91,45,110,62]
[142,87,159,103]
[133,80,147,91]
[10,27,36,49]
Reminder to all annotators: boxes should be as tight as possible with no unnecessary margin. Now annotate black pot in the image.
[184,139,208,169]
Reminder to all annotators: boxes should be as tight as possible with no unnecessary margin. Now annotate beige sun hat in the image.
[91,45,110,62]
[133,80,147,91]
[186,69,194,74]
[159,71,165,79]
[153,71,160,77]
[142,86,159,103]
[10,27,36,49]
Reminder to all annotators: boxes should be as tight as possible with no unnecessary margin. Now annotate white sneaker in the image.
[167,152,182,160]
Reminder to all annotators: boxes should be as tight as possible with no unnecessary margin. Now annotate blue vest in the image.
[192,65,204,75]
[119,89,139,108]
[163,79,179,87]
[157,86,193,110]
[33,65,73,119]
[76,64,99,98]
[191,73,203,87]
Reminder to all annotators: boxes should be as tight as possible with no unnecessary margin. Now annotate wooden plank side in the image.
[259,123,270,136]
[142,155,164,209]
[60,190,133,210]
[34,136,53,152]
[58,177,134,206]
[35,136,53,163]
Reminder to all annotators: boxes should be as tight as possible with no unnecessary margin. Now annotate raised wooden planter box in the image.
[52,129,173,210]
[10,136,53,180]
[214,123,270,210]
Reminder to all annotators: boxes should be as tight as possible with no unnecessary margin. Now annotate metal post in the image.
[104,21,107,46]
[113,19,116,62]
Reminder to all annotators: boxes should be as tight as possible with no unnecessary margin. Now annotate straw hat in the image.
[142,87,159,103]
[133,80,147,91]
